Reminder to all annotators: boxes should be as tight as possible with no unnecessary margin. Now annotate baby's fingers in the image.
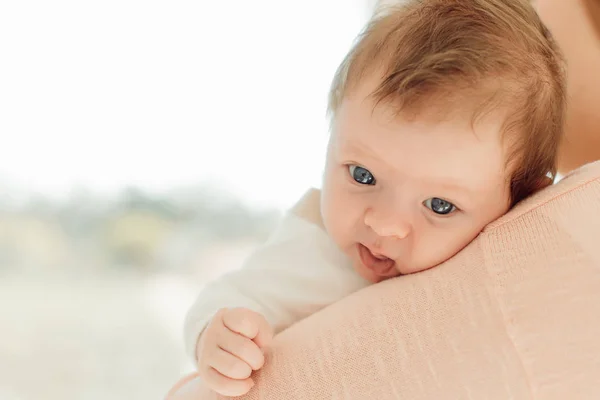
[218,328,265,371]
[203,367,254,397]
[209,348,253,380]
[223,308,273,349]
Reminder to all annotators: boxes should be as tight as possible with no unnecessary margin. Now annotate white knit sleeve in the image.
[183,213,369,362]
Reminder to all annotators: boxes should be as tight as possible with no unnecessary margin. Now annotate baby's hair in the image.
[328,0,566,206]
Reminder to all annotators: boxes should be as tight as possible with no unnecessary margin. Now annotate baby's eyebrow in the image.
[339,140,392,169]
[338,139,373,157]
[419,176,474,196]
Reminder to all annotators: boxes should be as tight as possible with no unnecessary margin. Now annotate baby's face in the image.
[321,83,511,283]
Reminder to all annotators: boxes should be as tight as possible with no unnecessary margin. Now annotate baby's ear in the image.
[534,175,554,191]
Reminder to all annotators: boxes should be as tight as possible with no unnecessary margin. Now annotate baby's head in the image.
[320,0,566,283]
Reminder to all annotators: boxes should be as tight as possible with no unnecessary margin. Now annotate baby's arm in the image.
[183,189,369,396]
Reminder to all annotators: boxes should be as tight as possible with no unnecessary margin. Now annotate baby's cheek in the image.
[321,203,341,236]
[328,208,357,249]
[321,201,344,239]
[321,175,359,247]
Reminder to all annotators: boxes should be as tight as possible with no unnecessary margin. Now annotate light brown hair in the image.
[328,0,566,206]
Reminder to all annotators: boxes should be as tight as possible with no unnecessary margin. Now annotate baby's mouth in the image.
[357,244,397,278]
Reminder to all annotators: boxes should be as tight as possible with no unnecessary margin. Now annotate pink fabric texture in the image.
[166,161,600,399]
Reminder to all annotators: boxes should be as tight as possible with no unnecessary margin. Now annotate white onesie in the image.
[183,211,370,360]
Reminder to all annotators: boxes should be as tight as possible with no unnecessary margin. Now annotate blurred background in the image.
[0,0,381,398]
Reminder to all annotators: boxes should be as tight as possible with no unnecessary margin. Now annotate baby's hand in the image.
[196,307,273,397]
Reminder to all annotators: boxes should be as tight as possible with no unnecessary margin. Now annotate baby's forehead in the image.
[342,71,514,123]
[339,80,513,142]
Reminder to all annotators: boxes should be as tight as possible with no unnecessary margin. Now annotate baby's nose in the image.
[364,209,412,240]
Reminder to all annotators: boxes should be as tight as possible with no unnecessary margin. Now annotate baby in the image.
[184,0,566,396]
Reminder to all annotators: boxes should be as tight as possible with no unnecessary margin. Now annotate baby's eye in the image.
[348,165,376,185]
[423,197,456,215]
